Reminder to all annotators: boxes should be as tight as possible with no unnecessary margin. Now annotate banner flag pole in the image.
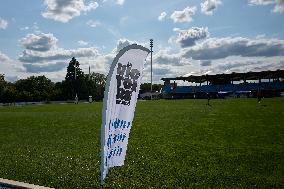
[100,44,150,184]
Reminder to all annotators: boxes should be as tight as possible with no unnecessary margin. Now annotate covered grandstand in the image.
[161,70,284,99]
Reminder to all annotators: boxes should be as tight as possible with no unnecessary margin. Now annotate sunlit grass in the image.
[0,98,283,188]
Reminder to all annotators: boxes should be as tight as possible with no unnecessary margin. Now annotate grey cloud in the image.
[153,49,184,66]
[19,47,99,63]
[42,0,98,23]
[20,33,58,52]
[197,58,284,76]
[216,62,244,71]
[182,37,284,60]
[253,60,284,71]
[170,6,197,23]
[174,27,209,47]
[24,62,66,73]
[154,68,174,76]
[200,60,211,66]
[201,0,222,15]
[143,65,176,83]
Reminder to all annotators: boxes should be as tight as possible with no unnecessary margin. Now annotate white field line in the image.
[0,178,54,189]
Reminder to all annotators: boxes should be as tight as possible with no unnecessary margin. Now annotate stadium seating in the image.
[162,82,284,95]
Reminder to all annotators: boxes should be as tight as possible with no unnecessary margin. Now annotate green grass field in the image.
[0,98,283,188]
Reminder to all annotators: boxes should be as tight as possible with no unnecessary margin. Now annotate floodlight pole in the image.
[150,39,153,100]
[75,62,77,80]
[89,65,91,80]
[74,62,78,104]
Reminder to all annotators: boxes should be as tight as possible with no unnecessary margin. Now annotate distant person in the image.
[75,94,79,104]
[207,93,210,105]
[257,89,262,103]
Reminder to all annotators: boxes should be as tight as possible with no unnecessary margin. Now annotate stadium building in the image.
[161,70,284,99]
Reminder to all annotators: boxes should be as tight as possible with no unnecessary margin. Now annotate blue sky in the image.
[0,0,284,83]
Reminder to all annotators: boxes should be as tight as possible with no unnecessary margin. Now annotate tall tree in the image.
[64,57,87,100]
[65,57,84,81]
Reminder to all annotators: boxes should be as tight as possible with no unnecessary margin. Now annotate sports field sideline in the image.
[0,98,283,188]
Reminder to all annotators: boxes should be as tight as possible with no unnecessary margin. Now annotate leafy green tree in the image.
[14,76,55,102]
[2,82,17,103]
[86,72,106,101]
[53,82,65,101]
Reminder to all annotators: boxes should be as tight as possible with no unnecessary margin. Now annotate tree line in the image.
[0,57,162,103]
[0,57,106,103]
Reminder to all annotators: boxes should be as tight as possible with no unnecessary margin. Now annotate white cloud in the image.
[201,0,222,15]
[0,51,25,80]
[173,27,209,47]
[115,39,133,52]
[119,16,128,25]
[143,36,284,82]
[115,0,125,5]
[178,56,284,80]
[170,6,197,23]
[24,62,66,73]
[18,32,100,75]
[86,19,101,27]
[42,0,99,23]
[115,38,146,53]
[11,33,284,83]
[0,51,11,62]
[0,18,8,29]
[20,33,58,52]
[88,53,114,74]
[111,37,284,83]
[83,0,99,11]
[17,37,144,78]
[102,0,125,5]
[249,0,278,6]
[158,12,167,21]
[273,0,284,12]
[78,40,89,46]
[20,26,29,31]
[249,0,284,13]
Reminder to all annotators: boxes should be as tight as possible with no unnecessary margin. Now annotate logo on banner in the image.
[116,62,140,106]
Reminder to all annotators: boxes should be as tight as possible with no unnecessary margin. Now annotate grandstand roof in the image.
[161,70,284,83]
